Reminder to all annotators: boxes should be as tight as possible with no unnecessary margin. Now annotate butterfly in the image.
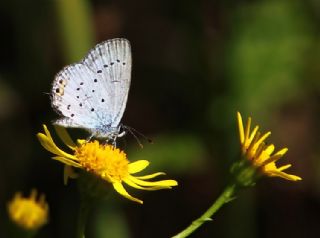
[51,38,131,141]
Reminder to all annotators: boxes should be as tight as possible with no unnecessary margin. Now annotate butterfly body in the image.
[51,38,131,140]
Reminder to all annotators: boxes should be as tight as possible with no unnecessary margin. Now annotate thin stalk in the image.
[171,184,237,238]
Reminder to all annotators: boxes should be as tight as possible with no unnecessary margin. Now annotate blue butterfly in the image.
[51,38,131,141]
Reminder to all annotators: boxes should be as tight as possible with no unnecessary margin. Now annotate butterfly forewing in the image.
[83,39,132,127]
[51,38,132,137]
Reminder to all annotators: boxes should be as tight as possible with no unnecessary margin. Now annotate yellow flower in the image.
[7,189,48,230]
[37,125,178,204]
[237,112,301,181]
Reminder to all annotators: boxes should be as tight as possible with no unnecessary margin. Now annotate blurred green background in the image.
[0,0,319,237]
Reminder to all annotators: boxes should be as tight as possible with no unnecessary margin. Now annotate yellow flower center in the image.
[75,141,129,183]
[8,190,48,230]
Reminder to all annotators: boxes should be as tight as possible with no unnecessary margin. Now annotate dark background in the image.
[0,0,319,237]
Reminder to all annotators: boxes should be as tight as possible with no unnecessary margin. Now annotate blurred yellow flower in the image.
[7,189,48,230]
[237,112,301,181]
[37,125,178,204]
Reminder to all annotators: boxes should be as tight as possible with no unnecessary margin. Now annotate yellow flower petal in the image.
[274,148,288,157]
[135,172,166,180]
[277,164,291,171]
[123,178,165,191]
[54,125,76,150]
[247,126,259,147]
[237,112,245,144]
[244,117,251,145]
[128,175,178,187]
[37,125,74,160]
[252,132,271,152]
[265,169,302,181]
[52,156,81,168]
[128,160,150,174]
[112,182,143,204]
[255,144,275,164]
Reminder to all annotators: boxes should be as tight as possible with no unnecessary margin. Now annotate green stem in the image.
[171,184,237,238]
[77,197,91,238]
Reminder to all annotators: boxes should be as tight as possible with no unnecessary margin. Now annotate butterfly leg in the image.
[86,134,94,142]
[117,131,126,138]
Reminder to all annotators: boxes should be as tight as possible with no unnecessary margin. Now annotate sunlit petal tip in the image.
[278,172,302,181]
[42,124,48,132]
[264,144,275,155]
[237,112,245,143]
[166,180,178,186]
[278,164,292,171]
[276,148,288,156]
[293,176,302,181]
[42,124,53,138]
[128,160,150,174]
[36,133,47,143]
[259,131,271,143]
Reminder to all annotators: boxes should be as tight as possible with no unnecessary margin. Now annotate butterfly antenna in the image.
[129,126,153,144]
[123,125,153,148]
